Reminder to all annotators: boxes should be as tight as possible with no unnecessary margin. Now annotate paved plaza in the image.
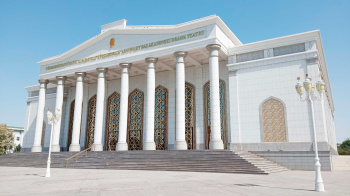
[0,167,349,195]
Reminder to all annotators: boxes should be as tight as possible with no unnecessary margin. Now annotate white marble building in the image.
[22,15,337,170]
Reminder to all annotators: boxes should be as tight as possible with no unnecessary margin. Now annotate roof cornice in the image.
[38,15,241,66]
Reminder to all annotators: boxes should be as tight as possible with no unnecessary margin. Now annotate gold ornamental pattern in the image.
[185,82,196,149]
[262,98,287,142]
[86,95,97,149]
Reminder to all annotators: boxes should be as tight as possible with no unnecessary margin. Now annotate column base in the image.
[51,145,61,152]
[69,144,81,152]
[116,142,128,151]
[31,145,42,152]
[210,140,224,150]
[93,143,103,151]
[143,142,156,150]
[175,141,187,150]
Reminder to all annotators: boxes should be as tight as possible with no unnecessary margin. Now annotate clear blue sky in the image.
[0,0,349,143]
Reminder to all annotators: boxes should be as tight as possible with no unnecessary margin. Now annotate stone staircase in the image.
[0,150,287,174]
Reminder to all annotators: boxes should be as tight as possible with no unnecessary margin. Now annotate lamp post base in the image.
[315,158,325,192]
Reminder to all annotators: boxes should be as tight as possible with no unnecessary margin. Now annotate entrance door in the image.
[154,86,168,150]
[85,95,97,149]
[185,82,196,149]
[127,89,144,150]
[105,92,120,151]
[204,80,228,149]
[67,100,75,151]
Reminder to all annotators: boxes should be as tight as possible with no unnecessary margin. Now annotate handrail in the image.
[65,145,95,167]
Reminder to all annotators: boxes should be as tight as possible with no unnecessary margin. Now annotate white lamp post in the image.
[45,108,61,178]
[295,74,325,192]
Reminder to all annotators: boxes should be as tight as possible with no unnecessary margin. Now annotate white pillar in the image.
[93,68,108,151]
[116,63,132,151]
[174,51,188,150]
[51,76,67,152]
[69,72,86,152]
[207,44,224,150]
[144,57,158,150]
[32,79,49,152]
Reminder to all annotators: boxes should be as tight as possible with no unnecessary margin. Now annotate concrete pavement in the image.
[0,167,349,195]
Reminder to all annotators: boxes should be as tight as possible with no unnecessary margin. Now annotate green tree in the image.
[0,124,14,155]
[340,139,350,151]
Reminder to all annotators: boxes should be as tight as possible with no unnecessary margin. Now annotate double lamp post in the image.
[45,108,61,178]
[295,74,325,192]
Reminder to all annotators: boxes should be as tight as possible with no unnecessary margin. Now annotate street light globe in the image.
[55,108,61,121]
[316,76,325,92]
[295,77,305,96]
[311,85,316,95]
[46,110,53,121]
[303,77,312,92]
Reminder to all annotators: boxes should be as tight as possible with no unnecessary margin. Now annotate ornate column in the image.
[174,51,188,150]
[144,57,158,150]
[207,44,224,150]
[69,72,86,152]
[116,63,132,151]
[93,68,108,151]
[32,79,49,152]
[51,76,67,152]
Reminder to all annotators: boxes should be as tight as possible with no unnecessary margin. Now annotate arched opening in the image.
[154,86,168,150]
[85,95,97,149]
[261,97,287,142]
[204,80,228,149]
[105,92,120,151]
[127,89,144,150]
[185,82,196,149]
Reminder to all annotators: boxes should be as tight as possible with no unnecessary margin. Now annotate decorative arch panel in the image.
[204,80,228,149]
[41,121,45,147]
[105,92,120,151]
[185,82,196,149]
[85,95,97,149]
[128,89,144,150]
[67,100,75,151]
[154,86,168,150]
[261,98,287,142]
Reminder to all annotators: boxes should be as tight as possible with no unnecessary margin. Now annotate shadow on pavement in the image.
[234,184,314,192]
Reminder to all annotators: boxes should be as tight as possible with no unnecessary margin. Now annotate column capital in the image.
[206,44,221,51]
[38,79,49,85]
[145,57,158,64]
[119,63,132,69]
[56,76,67,81]
[75,72,86,78]
[56,76,67,86]
[174,51,188,58]
[96,67,108,73]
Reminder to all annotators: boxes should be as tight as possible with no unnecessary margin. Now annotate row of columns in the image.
[31,44,223,152]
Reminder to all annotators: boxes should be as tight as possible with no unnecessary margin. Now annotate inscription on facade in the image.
[46,30,205,70]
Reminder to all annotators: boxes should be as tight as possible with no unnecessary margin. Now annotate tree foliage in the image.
[338,138,350,155]
[0,124,14,155]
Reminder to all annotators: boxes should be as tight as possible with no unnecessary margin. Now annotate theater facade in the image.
[23,15,337,170]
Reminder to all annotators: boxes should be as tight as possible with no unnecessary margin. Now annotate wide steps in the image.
[0,150,287,174]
